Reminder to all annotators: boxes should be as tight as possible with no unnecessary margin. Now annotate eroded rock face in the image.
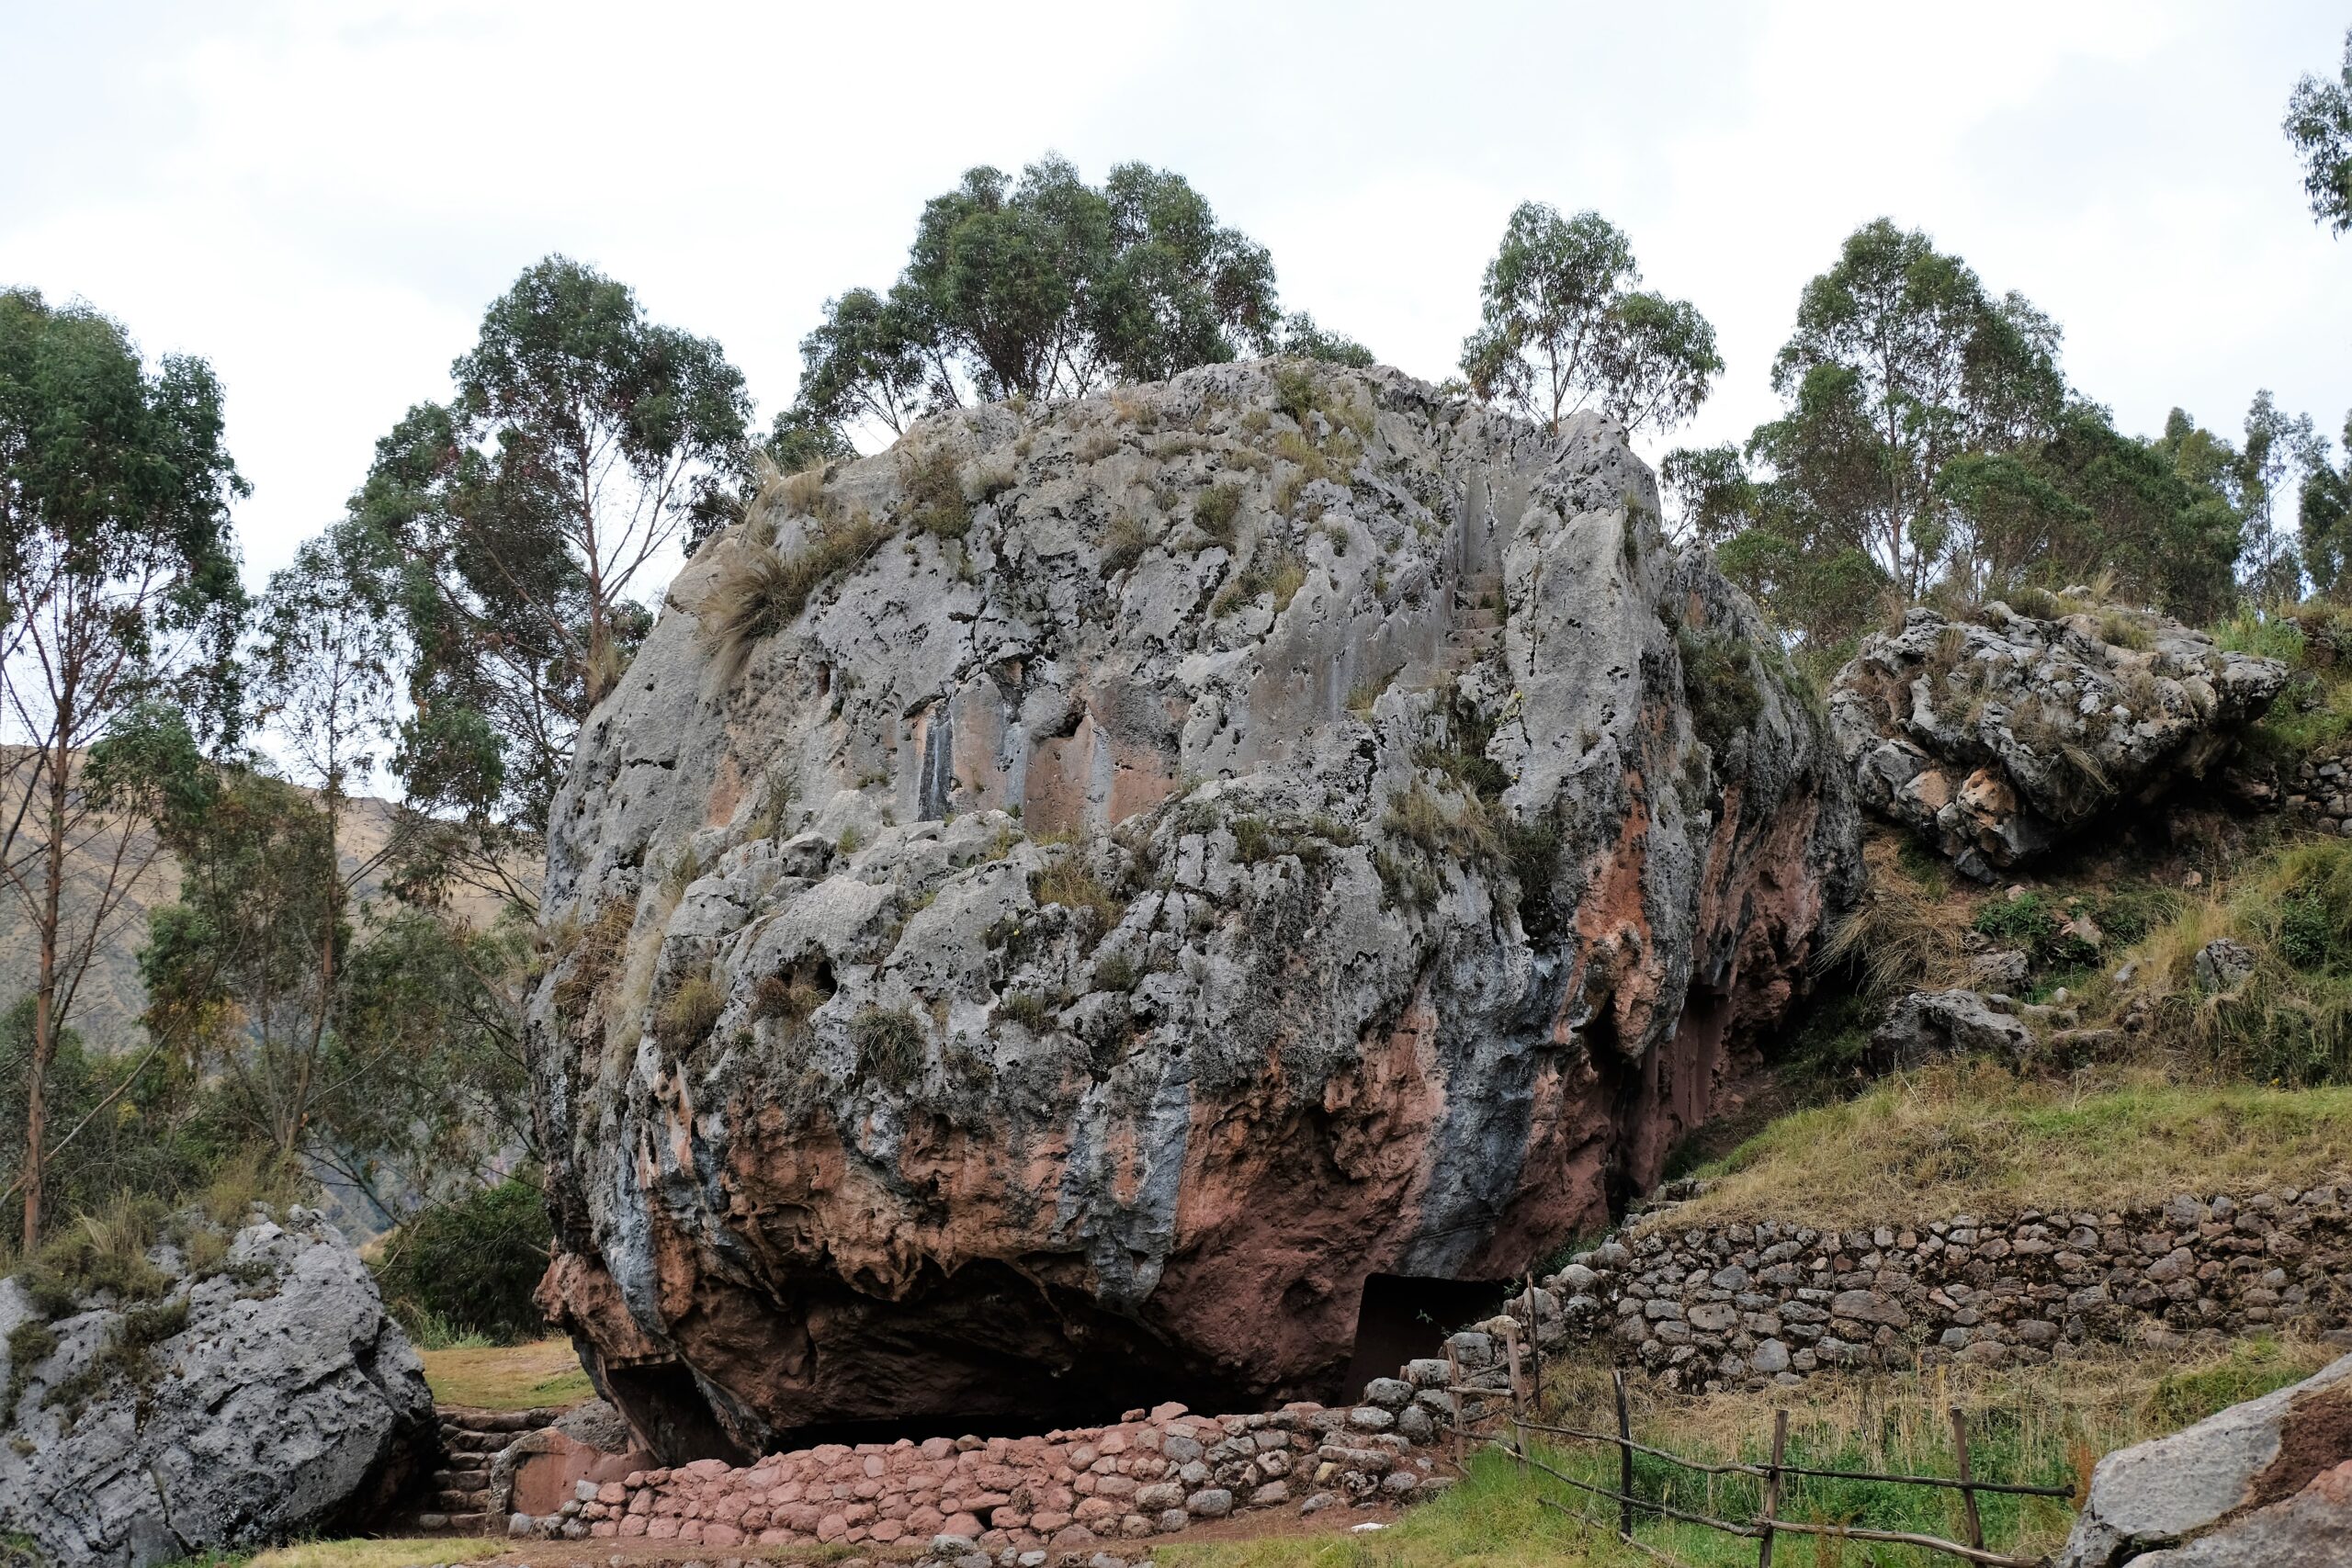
[529,361,1860,1461]
[1830,603,2287,878]
[2058,1349,2352,1566]
[0,1208,432,1568]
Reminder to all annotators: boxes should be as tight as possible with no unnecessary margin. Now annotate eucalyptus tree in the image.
[794,156,1283,437]
[354,256,750,846]
[1459,203,1722,436]
[2286,27,2352,235]
[0,288,245,1247]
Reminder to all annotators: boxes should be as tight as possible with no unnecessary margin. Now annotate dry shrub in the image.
[1034,855,1127,939]
[1100,513,1151,576]
[1214,544,1310,615]
[899,444,971,539]
[850,1006,927,1089]
[700,509,889,664]
[1819,835,1971,997]
[552,899,635,1021]
[653,973,725,1052]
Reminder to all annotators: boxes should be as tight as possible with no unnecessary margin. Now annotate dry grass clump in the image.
[701,509,889,662]
[1033,855,1128,941]
[1192,481,1244,549]
[850,1006,927,1089]
[1214,544,1310,616]
[1818,835,1973,998]
[1100,512,1151,576]
[1671,1059,2352,1230]
[899,443,972,539]
[652,973,725,1051]
[18,1193,174,1315]
[550,899,634,1021]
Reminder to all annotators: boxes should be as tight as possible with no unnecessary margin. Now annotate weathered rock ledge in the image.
[1831,601,2285,877]
[529,359,1861,1458]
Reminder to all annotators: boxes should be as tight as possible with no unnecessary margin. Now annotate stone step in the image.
[429,1489,490,1512]
[439,1426,507,1447]
[432,1466,492,1488]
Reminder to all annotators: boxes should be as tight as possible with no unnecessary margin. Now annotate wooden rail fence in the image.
[1448,1314,2077,1568]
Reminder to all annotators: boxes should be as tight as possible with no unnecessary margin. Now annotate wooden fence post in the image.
[1949,1406,1985,1552]
[1612,1369,1634,1542]
[1445,1343,1466,1470]
[1523,1271,1544,1416]
[1506,1325,1526,1480]
[1758,1408,1789,1568]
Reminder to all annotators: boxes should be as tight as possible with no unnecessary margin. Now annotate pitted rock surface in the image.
[2058,1349,2352,1566]
[0,1208,431,1567]
[528,359,1860,1459]
[1830,602,2286,878]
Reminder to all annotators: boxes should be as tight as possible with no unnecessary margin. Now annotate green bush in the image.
[1676,626,1765,754]
[373,1179,553,1346]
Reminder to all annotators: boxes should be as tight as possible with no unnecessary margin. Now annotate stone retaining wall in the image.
[1538,1183,2352,1395]
[523,1392,1464,1556]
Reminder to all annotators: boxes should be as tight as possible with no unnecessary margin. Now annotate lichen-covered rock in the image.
[1869,988,2035,1070]
[528,359,1860,1459]
[2058,1350,2352,1566]
[0,1208,431,1568]
[1830,602,2287,878]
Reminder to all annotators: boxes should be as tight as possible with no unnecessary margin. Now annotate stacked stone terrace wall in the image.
[522,1388,1472,1558]
[1539,1183,2352,1394]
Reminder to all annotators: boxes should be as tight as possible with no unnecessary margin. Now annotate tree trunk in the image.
[23,732,69,1251]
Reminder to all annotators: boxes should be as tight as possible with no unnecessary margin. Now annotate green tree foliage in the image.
[2233,390,2320,608]
[137,760,531,1218]
[1765,219,2064,598]
[352,257,750,840]
[372,1177,550,1344]
[761,404,856,477]
[2286,27,2352,235]
[1277,310,1375,368]
[2302,415,2352,599]
[0,288,246,1247]
[0,998,242,1234]
[1661,222,2278,663]
[1459,203,1722,436]
[796,156,1285,435]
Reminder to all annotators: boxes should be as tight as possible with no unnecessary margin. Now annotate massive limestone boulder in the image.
[0,1207,432,1567]
[529,360,1861,1461]
[1830,601,2286,878]
[2059,1349,2352,1566]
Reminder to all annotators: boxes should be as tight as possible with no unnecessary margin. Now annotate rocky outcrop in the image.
[0,1208,432,1567]
[2059,1349,2352,1566]
[529,359,1861,1459]
[1830,602,2287,878]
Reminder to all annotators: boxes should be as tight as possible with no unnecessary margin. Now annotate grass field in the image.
[418,1337,594,1411]
[1159,1335,2335,1568]
[247,1542,505,1568]
[1666,1060,2352,1230]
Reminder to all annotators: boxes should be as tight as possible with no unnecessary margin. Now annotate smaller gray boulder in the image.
[1870,989,2035,1070]
[2193,940,2258,993]
[2058,1350,2352,1566]
[0,1206,432,1568]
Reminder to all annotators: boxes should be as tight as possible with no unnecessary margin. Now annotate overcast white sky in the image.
[4,1,2346,594]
